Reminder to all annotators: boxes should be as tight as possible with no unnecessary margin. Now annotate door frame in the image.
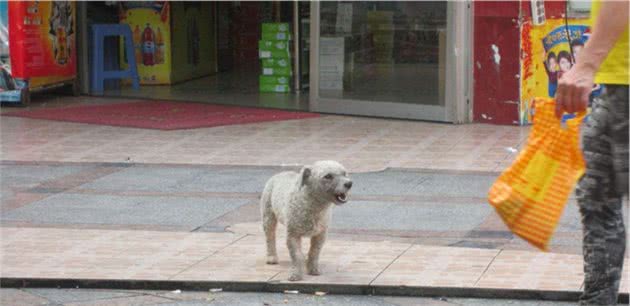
[308,1,472,123]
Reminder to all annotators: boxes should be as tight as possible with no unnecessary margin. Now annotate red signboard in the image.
[8,1,76,81]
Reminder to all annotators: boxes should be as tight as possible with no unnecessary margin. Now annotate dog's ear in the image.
[299,166,312,187]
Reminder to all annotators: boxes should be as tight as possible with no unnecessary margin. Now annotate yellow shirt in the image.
[590,0,629,85]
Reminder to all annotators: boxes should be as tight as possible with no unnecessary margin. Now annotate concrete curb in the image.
[2,278,628,303]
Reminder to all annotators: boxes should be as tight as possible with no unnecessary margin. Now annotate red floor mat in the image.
[3,101,320,130]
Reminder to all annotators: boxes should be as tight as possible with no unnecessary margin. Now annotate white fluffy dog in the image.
[260,160,353,281]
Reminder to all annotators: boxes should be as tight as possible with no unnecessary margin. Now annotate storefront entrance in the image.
[309,1,471,122]
[88,2,308,111]
[78,1,471,123]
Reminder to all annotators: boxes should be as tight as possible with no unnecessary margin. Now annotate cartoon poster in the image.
[119,1,171,84]
[520,18,599,125]
[7,1,76,87]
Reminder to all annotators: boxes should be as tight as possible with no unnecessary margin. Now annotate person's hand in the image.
[555,64,595,118]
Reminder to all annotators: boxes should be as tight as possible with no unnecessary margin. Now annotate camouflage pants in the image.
[578,85,629,305]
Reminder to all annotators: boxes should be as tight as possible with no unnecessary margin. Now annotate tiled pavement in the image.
[1,96,628,301]
[1,227,628,297]
[1,96,528,173]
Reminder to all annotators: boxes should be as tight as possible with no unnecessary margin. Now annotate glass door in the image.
[309,1,470,122]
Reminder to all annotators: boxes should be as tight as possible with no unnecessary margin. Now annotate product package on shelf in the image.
[261,58,291,76]
[259,75,290,93]
[259,23,292,92]
[258,40,290,59]
[261,22,291,41]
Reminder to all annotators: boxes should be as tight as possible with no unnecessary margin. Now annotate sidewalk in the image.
[3,226,627,301]
[1,96,628,302]
[1,96,528,173]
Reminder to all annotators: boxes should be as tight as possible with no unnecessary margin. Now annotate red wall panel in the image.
[473,1,521,125]
[475,0,520,17]
[520,0,567,21]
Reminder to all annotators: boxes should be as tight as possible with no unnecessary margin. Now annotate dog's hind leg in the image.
[307,231,326,276]
[261,183,278,264]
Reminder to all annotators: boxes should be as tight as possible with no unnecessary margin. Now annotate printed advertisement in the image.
[7,1,76,87]
[119,1,171,84]
[1,1,8,59]
[520,18,599,125]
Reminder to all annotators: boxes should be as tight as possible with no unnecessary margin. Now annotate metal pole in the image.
[77,1,89,94]
[308,1,319,111]
[293,1,300,93]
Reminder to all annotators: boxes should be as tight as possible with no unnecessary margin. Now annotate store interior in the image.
[317,1,446,106]
[90,1,309,110]
[87,1,446,112]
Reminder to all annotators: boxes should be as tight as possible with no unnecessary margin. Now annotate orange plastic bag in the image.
[488,98,585,251]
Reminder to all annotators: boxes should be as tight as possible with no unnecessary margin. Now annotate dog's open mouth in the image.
[335,193,348,204]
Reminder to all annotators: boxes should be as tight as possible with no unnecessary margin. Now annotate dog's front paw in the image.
[288,272,303,281]
[266,256,278,265]
[307,266,321,276]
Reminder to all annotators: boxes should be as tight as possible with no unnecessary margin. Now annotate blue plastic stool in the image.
[90,24,140,94]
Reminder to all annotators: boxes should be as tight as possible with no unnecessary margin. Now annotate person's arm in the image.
[555,0,629,117]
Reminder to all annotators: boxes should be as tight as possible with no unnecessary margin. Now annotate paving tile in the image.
[172,235,285,282]
[269,238,411,285]
[1,101,527,173]
[372,245,499,287]
[1,227,242,280]
[0,227,595,293]
[331,201,491,232]
[475,250,583,291]
[1,194,250,229]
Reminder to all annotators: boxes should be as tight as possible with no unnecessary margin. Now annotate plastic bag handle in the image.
[534,98,585,136]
